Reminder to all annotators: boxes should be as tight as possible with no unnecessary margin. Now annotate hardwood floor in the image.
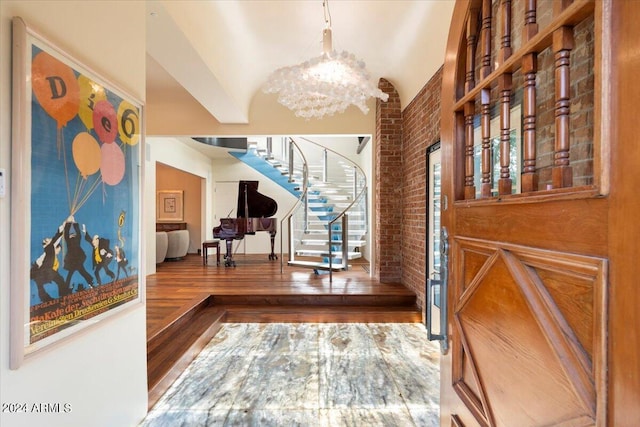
[145,253,421,408]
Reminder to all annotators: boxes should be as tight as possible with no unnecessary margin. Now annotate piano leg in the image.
[268,231,278,260]
[224,239,236,267]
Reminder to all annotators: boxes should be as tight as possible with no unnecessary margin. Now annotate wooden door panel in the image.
[452,237,606,427]
[461,247,493,292]
[454,197,608,257]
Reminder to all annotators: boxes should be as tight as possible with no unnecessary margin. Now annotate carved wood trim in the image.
[466,8,479,93]
[480,0,492,79]
[453,0,594,110]
[521,53,538,192]
[451,414,465,427]
[499,0,512,64]
[480,89,492,197]
[552,26,575,188]
[498,74,512,195]
[452,0,598,201]
[452,236,607,426]
[523,0,538,42]
[501,249,596,414]
[464,102,476,199]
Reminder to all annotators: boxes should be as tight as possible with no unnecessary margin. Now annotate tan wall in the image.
[156,163,202,253]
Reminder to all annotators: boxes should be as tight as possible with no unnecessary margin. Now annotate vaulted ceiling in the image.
[145,0,455,128]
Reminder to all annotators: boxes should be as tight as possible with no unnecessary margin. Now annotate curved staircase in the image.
[231,137,369,279]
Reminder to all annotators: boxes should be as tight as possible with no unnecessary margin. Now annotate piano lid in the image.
[237,180,277,218]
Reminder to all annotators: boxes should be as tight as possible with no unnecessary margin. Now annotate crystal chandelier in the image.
[263,0,389,119]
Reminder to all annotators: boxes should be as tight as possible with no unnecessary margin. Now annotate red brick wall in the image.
[399,68,443,308]
[375,78,403,282]
[375,71,443,309]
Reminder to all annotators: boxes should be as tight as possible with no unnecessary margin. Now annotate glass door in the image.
[426,143,444,344]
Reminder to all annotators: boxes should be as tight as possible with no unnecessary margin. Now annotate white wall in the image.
[147,137,300,264]
[145,137,215,275]
[0,2,148,427]
[212,154,299,256]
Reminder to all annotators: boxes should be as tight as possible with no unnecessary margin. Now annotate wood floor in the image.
[145,253,421,408]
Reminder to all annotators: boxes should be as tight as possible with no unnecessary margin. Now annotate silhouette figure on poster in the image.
[114,245,128,281]
[63,216,95,291]
[83,225,115,285]
[30,224,70,302]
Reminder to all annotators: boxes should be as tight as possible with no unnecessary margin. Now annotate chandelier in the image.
[263,0,389,119]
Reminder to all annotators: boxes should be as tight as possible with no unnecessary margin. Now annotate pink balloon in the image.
[93,100,118,144]
[100,142,125,186]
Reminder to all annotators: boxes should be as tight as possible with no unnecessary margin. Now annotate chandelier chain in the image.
[323,0,332,28]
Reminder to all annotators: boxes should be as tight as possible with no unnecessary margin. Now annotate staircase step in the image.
[308,203,335,209]
[287,260,348,271]
[295,249,362,259]
[301,239,366,246]
[306,219,367,226]
[322,195,352,201]
[302,229,367,237]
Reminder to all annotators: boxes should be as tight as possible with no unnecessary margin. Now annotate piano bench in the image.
[202,240,220,266]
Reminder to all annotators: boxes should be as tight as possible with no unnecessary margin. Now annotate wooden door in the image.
[436,1,634,425]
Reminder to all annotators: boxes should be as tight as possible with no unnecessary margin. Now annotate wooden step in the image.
[223,305,422,323]
[209,293,417,307]
[147,296,226,409]
[146,255,421,411]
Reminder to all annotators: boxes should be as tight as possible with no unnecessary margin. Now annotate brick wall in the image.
[375,70,443,308]
[375,78,403,282]
[399,68,443,308]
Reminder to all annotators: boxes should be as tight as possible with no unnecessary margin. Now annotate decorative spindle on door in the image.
[457,0,593,199]
[553,26,574,189]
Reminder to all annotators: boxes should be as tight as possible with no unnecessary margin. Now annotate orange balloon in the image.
[72,132,101,178]
[32,51,80,128]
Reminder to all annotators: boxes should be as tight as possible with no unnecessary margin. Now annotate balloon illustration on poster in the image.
[78,74,106,132]
[31,51,80,152]
[72,132,101,178]
[70,132,102,215]
[93,99,118,144]
[100,141,125,186]
[30,55,139,219]
[117,100,140,146]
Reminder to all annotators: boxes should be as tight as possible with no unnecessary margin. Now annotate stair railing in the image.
[279,138,308,272]
[294,137,368,282]
[328,183,367,282]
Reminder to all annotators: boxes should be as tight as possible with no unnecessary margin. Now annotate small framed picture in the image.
[156,190,184,221]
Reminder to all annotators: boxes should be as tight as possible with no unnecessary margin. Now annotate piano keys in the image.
[213,180,278,267]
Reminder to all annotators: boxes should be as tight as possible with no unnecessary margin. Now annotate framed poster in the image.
[156,190,184,221]
[10,17,144,368]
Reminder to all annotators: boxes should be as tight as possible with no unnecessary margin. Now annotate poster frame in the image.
[10,17,145,368]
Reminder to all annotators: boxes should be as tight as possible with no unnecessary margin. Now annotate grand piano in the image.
[213,180,278,267]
